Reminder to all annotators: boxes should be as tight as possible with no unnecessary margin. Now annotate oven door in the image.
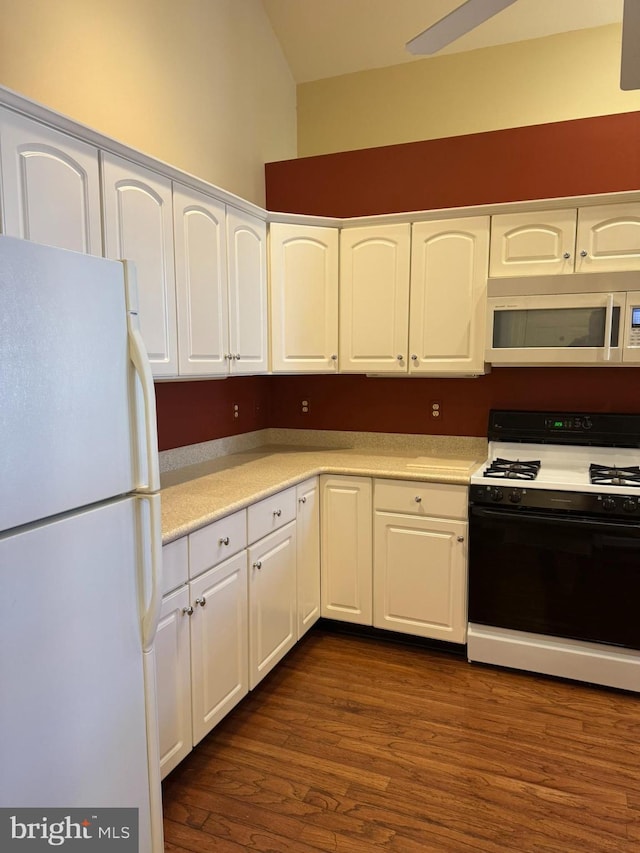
[486,292,624,365]
[468,504,640,650]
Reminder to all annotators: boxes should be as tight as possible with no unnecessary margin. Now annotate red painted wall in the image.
[266,113,640,217]
[156,113,640,451]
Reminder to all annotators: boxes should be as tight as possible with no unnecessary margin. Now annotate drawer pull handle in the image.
[182,606,194,616]
[273,509,282,517]
[253,560,262,570]
[218,536,230,546]
[414,496,422,503]
[457,536,465,543]
[195,596,206,607]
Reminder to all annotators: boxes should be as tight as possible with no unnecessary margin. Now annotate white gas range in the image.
[467,410,640,693]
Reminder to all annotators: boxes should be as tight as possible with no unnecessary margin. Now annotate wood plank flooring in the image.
[162,626,640,853]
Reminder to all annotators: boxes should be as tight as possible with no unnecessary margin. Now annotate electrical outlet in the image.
[430,401,441,419]
[301,398,310,414]
[233,403,239,419]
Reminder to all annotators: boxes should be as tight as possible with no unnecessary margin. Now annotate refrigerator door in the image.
[0,496,159,850]
[0,236,135,531]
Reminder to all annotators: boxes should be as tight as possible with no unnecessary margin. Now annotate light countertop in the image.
[160,443,483,544]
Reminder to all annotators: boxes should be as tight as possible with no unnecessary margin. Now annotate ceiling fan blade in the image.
[406,0,518,56]
[621,0,640,90]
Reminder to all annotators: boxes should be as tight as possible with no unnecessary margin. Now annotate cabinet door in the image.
[575,202,640,272]
[320,475,372,625]
[269,223,339,372]
[173,184,229,376]
[248,521,297,689]
[340,224,410,373]
[296,477,320,638]
[155,586,192,779]
[189,551,248,745]
[0,108,102,254]
[489,209,576,277]
[374,512,467,643]
[410,217,489,374]
[226,207,268,374]
[101,152,178,377]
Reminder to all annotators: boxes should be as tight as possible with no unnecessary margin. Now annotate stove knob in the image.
[602,496,617,512]
[509,488,522,504]
[489,487,504,503]
[623,498,638,514]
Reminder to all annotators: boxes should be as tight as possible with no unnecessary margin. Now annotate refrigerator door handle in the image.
[139,492,163,652]
[123,260,161,494]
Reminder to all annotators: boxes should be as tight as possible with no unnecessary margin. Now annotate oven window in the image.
[468,507,640,649]
[492,306,620,348]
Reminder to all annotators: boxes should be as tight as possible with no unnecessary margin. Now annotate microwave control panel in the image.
[629,305,640,347]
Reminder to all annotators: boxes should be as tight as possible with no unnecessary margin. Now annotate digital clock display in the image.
[553,420,564,428]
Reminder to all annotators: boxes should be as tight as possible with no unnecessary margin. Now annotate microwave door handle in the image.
[604,293,614,361]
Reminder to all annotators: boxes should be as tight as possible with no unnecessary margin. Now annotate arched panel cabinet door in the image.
[489,209,577,277]
[339,223,411,374]
[409,217,489,375]
[575,202,640,272]
[226,207,268,374]
[269,223,339,373]
[0,107,102,255]
[173,184,229,376]
[101,152,178,377]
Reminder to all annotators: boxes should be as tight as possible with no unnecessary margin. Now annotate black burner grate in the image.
[483,458,541,480]
[589,464,640,487]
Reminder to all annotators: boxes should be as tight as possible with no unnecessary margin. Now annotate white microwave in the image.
[486,273,640,366]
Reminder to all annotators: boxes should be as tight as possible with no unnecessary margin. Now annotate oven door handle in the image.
[470,505,640,534]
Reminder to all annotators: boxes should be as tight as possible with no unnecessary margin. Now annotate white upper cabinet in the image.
[101,153,178,377]
[269,223,339,373]
[489,208,576,277]
[575,202,640,272]
[173,184,229,376]
[340,224,411,373]
[226,208,268,374]
[0,108,102,255]
[490,203,640,277]
[409,217,489,375]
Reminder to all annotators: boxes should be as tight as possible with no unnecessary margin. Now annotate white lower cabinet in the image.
[189,551,248,744]
[248,520,297,689]
[373,479,468,644]
[156,585,192,779]
[296,477,321,638]
[320,475,373,625]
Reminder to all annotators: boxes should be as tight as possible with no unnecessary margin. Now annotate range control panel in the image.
[629,305,640,347]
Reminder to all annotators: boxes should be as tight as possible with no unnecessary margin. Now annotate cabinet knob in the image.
[253,560,262,570]
[411,354,418,361]
[224,353,231,360]
[182,605,194,616]
[457,536,465,543]
[563,252,571,259]
[414,495,422,503]
[235,353,241,360]
[331,354,338,361]
[580,250,588,258]
[218,536,230,546]
[299,496,307,504]
[397,354,404,361]
[195,596,206,607]
[273,508,282,517]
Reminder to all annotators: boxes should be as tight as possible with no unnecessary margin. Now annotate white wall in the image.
[297,24,640,157]
[0,0,296,205]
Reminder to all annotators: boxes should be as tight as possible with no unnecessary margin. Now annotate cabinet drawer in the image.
[162,537,188,595]
[247,486,296,544]
[189,509,247,579]
[374,479,467,520]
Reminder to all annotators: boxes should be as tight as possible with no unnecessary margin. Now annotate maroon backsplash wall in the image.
[157,113,640,451]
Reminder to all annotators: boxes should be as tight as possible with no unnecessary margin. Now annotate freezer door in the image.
[0,496,160,850]
[0,236,135,531]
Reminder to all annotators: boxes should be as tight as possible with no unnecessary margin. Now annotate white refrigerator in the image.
[0,235,164,851]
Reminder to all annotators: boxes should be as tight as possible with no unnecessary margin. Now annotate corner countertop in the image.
[160,443,484,544]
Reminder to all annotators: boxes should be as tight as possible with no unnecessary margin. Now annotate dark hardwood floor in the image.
[162,626,640,853]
